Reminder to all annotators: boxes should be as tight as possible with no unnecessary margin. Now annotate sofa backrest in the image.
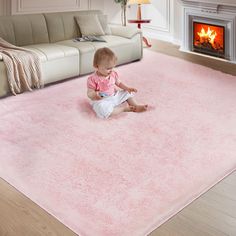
[43,10,102,43]
[0,14,49,46]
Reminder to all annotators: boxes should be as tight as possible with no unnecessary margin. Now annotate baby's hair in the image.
[93,47,117,67]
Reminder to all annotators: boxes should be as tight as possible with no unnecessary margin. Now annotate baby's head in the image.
[93,47,117,76]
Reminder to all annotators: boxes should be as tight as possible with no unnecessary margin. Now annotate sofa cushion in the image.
[23,44,79,62]
[75,14,105,36]
[110,26,142,39]
[43,12,78,44]
[23,43,80,83]
[91,35,142,65]
[44,10,103,43]
[55,40,95,75]
[0,14,49,46]
[98,15,111,35]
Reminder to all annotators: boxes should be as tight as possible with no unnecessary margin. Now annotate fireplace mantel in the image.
[181,0,236,7]
[181,0,236,13]
[180,0,236,63]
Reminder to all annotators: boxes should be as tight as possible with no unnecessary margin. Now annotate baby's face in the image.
[97,60,116,77]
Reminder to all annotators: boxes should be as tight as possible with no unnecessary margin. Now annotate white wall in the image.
[103,0,123,25]
[0,0,104,15]
[173,0,182,44]
[103,0,182,44]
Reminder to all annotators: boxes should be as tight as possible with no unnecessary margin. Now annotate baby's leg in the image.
[127,97,148,112]
[111,105,135,116]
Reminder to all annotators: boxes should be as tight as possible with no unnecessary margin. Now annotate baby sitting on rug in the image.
[87,47,148,119]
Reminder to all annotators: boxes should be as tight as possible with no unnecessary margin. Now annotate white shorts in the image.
[91,90,134,119]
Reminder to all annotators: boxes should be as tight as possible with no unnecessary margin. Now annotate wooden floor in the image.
[149,171,236,236]
[0,39,236,236]
[148,39,236,76]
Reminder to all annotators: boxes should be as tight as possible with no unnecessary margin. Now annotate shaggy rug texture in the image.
[0,50,236,236]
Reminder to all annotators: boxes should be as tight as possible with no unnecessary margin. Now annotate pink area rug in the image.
[0,50,236,236]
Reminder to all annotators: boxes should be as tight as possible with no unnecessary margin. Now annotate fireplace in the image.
[180,0,236,63]
[193,22,225,58]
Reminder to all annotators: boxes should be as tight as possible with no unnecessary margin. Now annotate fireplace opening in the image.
[193,22,225,58]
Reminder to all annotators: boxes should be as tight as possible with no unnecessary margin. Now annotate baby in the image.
[87,47,148,119]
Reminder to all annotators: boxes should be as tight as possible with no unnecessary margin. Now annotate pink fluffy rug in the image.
[0,50,236,236]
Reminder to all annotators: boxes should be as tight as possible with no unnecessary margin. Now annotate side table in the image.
[128,19,152,47]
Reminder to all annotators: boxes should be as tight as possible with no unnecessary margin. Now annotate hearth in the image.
[193,22,225,58]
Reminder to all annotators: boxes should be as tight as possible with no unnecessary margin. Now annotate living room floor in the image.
[149,39,236,76]
[0,39,236,236]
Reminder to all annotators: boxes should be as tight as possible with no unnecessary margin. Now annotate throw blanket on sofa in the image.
[0,37,43,95]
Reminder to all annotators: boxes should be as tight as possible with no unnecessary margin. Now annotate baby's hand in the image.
[126,87,137,93]
[94,91,103,100]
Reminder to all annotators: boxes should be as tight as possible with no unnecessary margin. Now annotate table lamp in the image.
[128,0,151,21]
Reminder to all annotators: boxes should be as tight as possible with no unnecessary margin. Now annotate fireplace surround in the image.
[180,0,236,63]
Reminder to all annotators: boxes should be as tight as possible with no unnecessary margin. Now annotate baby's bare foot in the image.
[134,105,148,112]
[124,105,136,112]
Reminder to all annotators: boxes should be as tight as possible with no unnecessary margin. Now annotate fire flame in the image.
[197,27,217,46]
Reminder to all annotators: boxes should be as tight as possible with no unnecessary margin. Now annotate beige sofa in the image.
[0,10,143,97]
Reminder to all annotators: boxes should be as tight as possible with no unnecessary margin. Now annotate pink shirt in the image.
[87,71,121,96]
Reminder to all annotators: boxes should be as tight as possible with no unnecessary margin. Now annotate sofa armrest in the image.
[110,26,142,39]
